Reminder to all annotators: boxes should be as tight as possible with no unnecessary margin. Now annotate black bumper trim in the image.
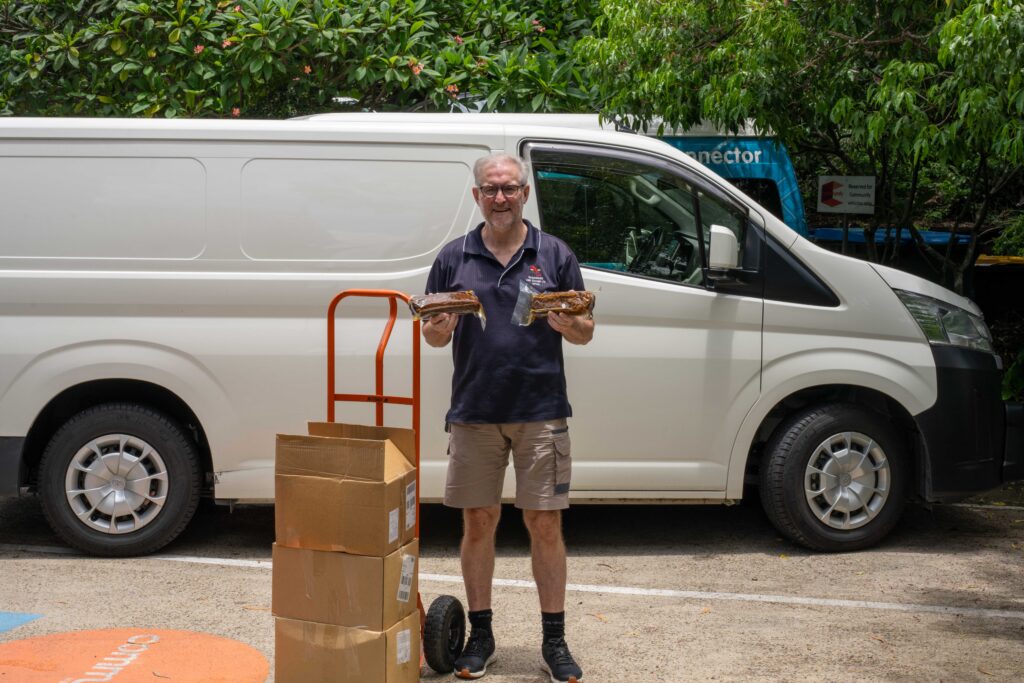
[0,437,25,497]
[914,346,1006,501]
[1004,402,1024,482]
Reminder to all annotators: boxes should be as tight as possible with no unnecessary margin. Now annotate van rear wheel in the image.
[760,403,906,552]
[38,403,202,557]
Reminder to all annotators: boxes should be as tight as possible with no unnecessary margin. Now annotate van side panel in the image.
[0,156,205,259]
[0,133,489,501]
[239,156,472,261]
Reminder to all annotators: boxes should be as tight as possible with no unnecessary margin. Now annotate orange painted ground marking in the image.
[0,628,268,682]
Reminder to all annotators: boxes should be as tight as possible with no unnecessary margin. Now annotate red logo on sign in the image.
[820,181,843,207]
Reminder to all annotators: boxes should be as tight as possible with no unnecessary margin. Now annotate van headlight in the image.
[895,289,993,353]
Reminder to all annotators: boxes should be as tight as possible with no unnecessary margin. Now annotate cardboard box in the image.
[272,540,419,631]
[275,611,421,683]
[275,422,417,555]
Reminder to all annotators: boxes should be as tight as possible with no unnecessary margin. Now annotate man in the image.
[423,153,594,683]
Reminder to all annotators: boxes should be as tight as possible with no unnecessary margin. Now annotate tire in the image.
[423,594,466,674]
[760,403,907,552]
[38,403,202,557]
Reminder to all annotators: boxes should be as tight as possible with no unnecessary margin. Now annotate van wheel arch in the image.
[745,385,922,486]
[23,379,212,493]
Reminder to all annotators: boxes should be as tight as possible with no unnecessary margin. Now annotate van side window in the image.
[531,149,746,286]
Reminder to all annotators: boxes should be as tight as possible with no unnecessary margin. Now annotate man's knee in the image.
[463,505,501,541]
[523,509,562,543]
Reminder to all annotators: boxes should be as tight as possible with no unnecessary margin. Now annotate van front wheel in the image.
[38,403,202,557]
[760,404,906,552]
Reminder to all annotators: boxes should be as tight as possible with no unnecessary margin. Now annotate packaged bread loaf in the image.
[511,282,596,326]
[409,291,486,328]
[529,291,596,318]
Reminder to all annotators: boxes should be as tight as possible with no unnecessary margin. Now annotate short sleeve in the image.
[559,248,586,292]
[425,256,447,295]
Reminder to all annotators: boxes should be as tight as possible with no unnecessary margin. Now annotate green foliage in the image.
[992,213,1024,256]
[0,0,601,118]
[582,0,1024,292]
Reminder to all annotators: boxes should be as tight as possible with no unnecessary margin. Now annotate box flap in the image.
[276,434,386,481]
[383,440,414,480]
[308,422,417,468]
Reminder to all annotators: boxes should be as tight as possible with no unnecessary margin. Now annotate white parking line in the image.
[420,573,1024,621]
[161,555,273,570]
[4,544,1023,621]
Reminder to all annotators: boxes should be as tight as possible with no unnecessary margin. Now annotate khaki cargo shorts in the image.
[444,419,572,510]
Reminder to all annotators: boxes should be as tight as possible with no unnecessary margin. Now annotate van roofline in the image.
[0,113,769,139]
[0,115,613,142]
[0,114,796,244]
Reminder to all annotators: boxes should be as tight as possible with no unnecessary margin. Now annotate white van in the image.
[1,114,1020,556]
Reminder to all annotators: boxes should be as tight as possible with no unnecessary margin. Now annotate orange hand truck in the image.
[327,288,466,675]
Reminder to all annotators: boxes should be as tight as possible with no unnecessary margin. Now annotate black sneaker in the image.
[541,636,583,683]
[453,629,496,679]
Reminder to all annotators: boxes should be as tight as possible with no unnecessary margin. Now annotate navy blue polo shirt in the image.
[425,220,586,424]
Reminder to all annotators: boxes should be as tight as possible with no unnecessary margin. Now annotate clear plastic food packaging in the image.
[511,282,596,326]
[408,291,486,329]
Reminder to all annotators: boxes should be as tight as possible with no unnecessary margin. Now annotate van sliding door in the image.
[522,142,763,493]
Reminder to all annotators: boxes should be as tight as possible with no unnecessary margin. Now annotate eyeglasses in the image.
[478,184,524,198]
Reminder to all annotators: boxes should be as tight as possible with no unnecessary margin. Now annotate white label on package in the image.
[397,554,415,603]
[388,508,399,544]
[405,481,416,530]
[396,628,412,664]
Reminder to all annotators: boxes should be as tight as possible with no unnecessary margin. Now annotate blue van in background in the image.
[659,134,808,235]
[659,129,969,250]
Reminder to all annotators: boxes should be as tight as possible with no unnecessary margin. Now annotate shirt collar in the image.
[463,219,541,258]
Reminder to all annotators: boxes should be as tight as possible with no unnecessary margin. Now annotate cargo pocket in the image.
[552,427,571,496]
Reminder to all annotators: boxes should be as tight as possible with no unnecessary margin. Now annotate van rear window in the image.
[0,156,205,259]
[239,158,471,261]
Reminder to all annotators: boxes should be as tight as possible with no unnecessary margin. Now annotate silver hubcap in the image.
[64,434,169,534]
[804,431,890,530]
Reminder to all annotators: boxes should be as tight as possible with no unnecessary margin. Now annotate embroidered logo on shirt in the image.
[525,264,546,288]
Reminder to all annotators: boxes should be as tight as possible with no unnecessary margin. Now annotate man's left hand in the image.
[547,311,595,345]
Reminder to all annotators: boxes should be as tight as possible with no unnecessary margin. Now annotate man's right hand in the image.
[422,312,459,347]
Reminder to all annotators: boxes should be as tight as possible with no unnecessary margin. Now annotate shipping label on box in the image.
[272,540,419,631]
[275,423,416,555]
[275,611,421,683]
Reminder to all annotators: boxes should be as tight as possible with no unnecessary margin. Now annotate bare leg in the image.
[522,509,566,612]
[461,505,502,611]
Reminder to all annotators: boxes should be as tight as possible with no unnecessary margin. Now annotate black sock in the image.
[541,611,565,641]
[469,609,493,635]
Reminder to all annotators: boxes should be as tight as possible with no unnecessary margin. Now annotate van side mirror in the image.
[708,225,739,275]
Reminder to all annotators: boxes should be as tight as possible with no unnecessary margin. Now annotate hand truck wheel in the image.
[423,594,466,673]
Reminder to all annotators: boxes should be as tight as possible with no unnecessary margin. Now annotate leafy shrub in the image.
[0,0,600,118]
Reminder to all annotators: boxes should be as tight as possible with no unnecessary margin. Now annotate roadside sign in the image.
[817,176,876,214]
